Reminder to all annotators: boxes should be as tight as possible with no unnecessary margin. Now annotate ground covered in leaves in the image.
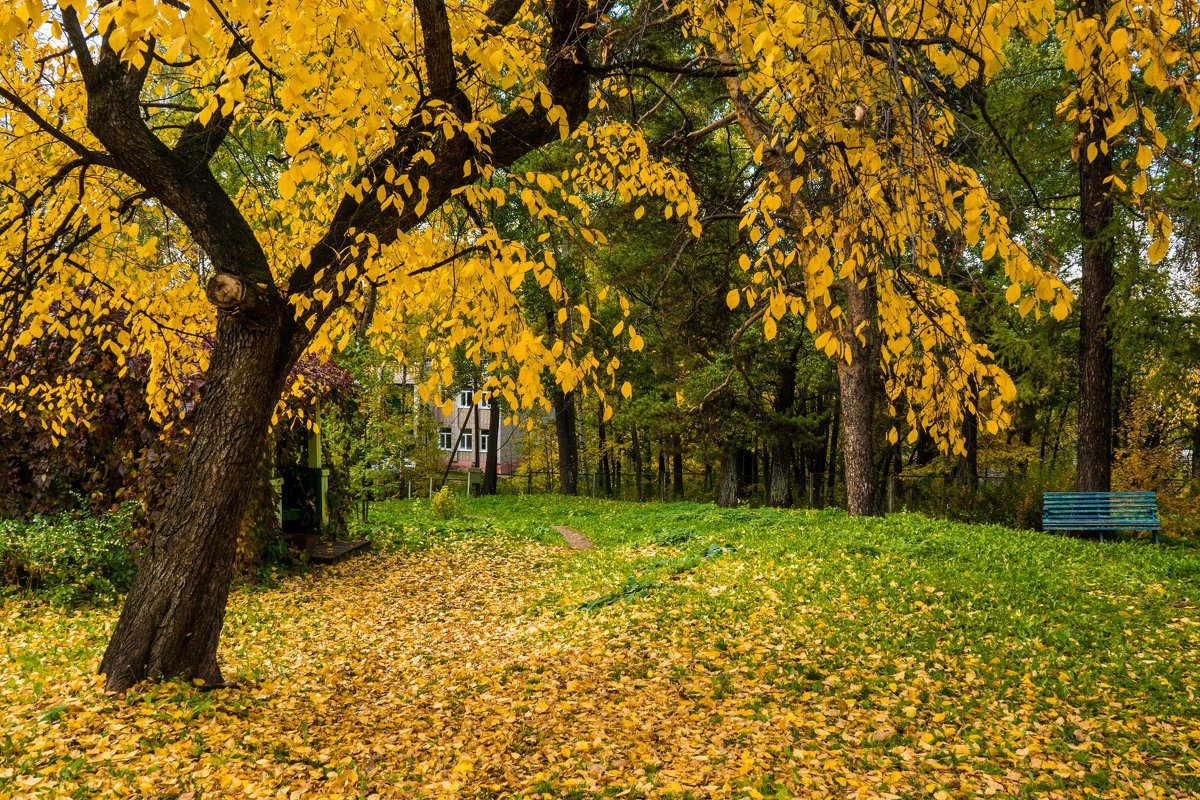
[2,498,1199,799]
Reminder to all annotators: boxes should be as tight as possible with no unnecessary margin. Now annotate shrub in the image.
[431,486,460,520]
[0,505,137,605]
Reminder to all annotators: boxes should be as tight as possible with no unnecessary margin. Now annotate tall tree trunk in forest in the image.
[726,67,881,515]
[440,401,477,487]
[718,444,739,507]
[631,422,646,501]
[1075,0,1115,493]
[553,386,578,495]
[101,307,295,691]
[835,275,881,515]
[597,402,612,497]
[658,446,667,501]
[826,393,840,504]
[768,449,792,507]
[482,395,501,495]
[769,344,799,508]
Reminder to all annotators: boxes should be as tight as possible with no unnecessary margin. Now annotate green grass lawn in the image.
[363,496,1200,795]
[2,496,1198,798]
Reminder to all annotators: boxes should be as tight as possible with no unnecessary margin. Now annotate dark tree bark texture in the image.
[836,276,881,516]
[717,444,739,508]
[768,346,798,508]
[101,307,295,689]
[1075,11,1115,493]
[553,387,579,495]
[481,395,501,495]
[597,409,611,496]
[631,422,646,501]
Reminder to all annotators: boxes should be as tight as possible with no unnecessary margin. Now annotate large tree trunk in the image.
[768,345,799,508]
[717,444,739,508]
[836,276,881,516]
[769,444,792,507]
[1075,0,1115,493]
[553,386,578,495]
[482,395,501,495]
[100,309,293,693]
[826,392,840,504]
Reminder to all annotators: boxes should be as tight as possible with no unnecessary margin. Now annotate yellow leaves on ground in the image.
[3,522,1198,799]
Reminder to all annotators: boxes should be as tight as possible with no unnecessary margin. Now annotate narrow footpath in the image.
[552,525,594,550]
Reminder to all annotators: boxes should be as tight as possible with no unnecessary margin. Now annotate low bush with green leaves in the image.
[0,505,137,605]
[430,485,460,520]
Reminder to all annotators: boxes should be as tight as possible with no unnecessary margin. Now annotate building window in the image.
[459,428,473,451]
[478,392,492,410]
[479,431,490,453]
[458,390,474,408]
[437,427,452,450]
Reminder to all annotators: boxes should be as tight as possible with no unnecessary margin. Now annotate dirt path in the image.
[552,525,595,550]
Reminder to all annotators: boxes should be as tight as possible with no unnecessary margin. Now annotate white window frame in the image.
[479,430,490,453]
[437,427,453,450]
[478,392,492,410]
[458,390,474,408]
[459,428,473,451]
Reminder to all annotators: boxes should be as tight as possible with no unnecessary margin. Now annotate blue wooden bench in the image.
[1042,492,1161,543]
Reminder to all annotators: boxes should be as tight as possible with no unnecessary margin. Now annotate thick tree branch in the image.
[415,0,470,117]
[62,7,277,297]
[173,41,249,164]
[287,0,594,341]
[0,87,113,165]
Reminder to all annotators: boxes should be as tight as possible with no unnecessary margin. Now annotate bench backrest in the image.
[1043,492,1158,519]
[1042,492,1160,539]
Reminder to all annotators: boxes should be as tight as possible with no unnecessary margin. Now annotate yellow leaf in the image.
[726,289,740,309]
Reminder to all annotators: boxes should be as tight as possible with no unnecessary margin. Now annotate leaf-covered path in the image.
[553,525,595,550]
[3,504,1200,799]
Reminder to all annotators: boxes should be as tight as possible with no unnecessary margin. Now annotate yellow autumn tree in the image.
[676,0,1076,513]
[0,0,706,692]
[1058,0,1200,492]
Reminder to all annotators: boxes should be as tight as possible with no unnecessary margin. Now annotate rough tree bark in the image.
[768,345,799,508]
[717,443,739,508]
[553,386,579,495]
[481,395,501,495]
[837,275,882,516]
[1075,0,1116,493]
[64,0,596,692]
[100,305,294,689]
[597,404,612,496]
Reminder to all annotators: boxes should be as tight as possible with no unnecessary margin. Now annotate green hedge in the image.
[0,505,137,606]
